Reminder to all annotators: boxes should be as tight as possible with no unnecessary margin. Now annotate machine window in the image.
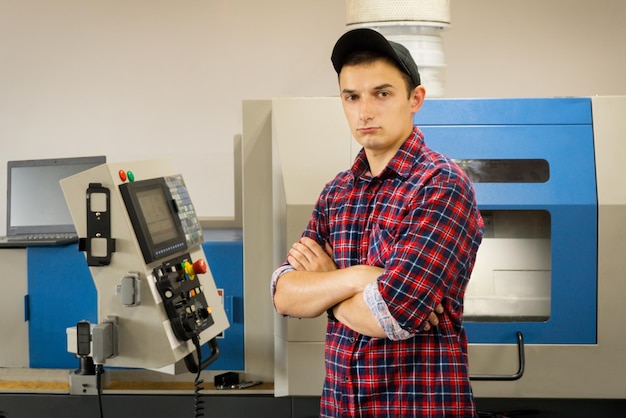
[465,210,552,323]
[453,159,549,183]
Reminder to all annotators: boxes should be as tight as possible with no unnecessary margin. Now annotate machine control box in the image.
[60,160,230,372]
[153,253,215,341]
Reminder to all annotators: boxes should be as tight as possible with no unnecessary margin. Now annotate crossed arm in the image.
[273,237,442,338]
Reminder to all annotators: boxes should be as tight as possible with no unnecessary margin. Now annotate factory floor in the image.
[1,394,626,418]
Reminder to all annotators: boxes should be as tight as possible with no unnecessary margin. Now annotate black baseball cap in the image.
[331,28,421,87]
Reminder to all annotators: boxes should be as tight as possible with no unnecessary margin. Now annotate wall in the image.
[1,0,625,234]
[443,0,626,98]
[0,0,346,230]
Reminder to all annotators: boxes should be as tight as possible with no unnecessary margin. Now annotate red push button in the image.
[193,259,207,275]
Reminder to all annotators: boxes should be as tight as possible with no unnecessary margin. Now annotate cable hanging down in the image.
[192,336,205,418]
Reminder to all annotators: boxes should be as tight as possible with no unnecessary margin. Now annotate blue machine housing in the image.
[414,98,597,345]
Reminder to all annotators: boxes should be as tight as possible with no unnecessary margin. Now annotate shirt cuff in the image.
[270,264,295,312]
[363,281,414,341]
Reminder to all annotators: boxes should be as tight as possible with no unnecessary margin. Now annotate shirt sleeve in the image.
[363,281,414,340]
[270,264,295,312]
[377,172,482,334]
[269,182,333,313]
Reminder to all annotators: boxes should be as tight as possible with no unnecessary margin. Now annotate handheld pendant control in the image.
[153,253,215,341]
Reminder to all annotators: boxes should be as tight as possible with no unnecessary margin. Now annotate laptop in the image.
[0,156,106,248]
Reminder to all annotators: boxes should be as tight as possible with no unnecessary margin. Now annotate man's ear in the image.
[410,85,427,113]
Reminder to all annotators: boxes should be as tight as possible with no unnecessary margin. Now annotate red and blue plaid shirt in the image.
[274,127,483,417]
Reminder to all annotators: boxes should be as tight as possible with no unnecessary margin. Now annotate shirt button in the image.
[349,337,356,344]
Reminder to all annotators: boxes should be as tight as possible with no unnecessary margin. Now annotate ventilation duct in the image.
[345,0,450,97]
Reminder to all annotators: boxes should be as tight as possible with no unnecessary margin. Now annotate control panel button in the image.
[193,259,207,275]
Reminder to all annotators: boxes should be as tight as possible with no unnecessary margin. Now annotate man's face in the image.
[339,59,425,159]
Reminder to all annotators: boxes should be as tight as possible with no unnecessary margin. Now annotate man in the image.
[271,28,484,417]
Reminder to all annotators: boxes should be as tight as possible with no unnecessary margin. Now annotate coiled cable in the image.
[191,336,205,418]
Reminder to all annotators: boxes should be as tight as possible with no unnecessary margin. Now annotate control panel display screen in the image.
[136,187,179,245]
[120,177,187,263]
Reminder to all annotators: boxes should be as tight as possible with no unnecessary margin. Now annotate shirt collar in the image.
[351,126,425,180]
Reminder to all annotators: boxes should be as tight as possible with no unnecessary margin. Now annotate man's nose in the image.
[359,98,374,121]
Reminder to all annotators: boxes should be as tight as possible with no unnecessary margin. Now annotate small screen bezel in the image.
[119,177,187,263]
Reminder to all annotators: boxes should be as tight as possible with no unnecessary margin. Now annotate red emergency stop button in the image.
[193,259,207,275]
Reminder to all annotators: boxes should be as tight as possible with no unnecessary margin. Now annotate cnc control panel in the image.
[152,253,215,341]
[60,160,229,372]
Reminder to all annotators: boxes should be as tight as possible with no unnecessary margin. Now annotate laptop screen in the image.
[7,156,106,236]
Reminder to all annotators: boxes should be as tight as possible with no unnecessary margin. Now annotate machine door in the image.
[416,98,596,345]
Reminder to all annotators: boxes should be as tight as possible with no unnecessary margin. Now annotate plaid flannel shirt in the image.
[272,127,483,417]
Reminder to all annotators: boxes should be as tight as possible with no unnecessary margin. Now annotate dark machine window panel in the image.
[454,159,550,183]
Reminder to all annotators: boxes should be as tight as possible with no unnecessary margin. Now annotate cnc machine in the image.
[241,96,626,401]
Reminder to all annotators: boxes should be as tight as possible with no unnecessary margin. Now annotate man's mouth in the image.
[358,127,379,134]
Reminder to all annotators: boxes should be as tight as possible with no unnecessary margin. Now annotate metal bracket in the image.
[79,183,116,266]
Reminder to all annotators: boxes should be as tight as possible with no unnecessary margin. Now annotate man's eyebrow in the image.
[341,84,396,95]
[373,83,396,91]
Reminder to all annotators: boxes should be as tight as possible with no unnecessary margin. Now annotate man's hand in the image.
[285,236,444,333]
[423,303,444,331]
[274,238,376,318]
[288,237,336,272]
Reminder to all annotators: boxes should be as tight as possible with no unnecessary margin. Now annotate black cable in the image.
[95,364,104,418]
[191,336,205,418]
